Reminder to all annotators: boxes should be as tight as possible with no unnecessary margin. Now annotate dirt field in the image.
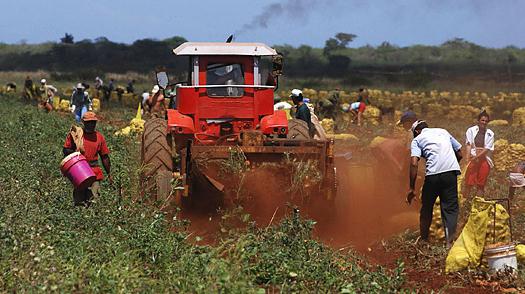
[1,89,524,292]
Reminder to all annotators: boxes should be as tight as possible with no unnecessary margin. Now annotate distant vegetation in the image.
[1,33,525,88]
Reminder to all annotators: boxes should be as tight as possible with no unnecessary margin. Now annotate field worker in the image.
[23,76,35,101]
[166,84,178,109]
[327,88,341,120]
[371,110,418,183]
[464,110,494,198]
[304,98,327,140]
[141,89,150,113]
[38,79,57,112]
[70,83,92,123]
[396,110,418,147]
[407,120,463,247]
[126,79,135,94]
[509,161,525,207]
[290,89,314,138]
[63,112,112,207]
[5,82,16,92]
[317,88,339,120]
[105,78,115,101]
[348,101,361,123]
[354,88,370,126]
[94,76,104,97]
[146,85,166,118]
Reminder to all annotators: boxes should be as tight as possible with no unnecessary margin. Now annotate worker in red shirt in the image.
[63,111,112,206]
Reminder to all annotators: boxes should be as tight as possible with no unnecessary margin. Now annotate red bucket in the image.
[60,152,96,190]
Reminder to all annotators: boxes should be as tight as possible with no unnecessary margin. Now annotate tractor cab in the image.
[156,42,286,145]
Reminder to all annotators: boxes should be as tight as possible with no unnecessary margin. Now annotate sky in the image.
[1,0,524,48]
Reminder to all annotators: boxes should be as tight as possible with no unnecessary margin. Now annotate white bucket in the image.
[484,244,517,271]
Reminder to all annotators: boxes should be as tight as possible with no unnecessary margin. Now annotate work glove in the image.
[70,105,76,113]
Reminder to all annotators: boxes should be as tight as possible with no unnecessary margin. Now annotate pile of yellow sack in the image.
[487,119,509,126]
[320,118,335,134]
[512,107,525,126]
[301,88,318,99]
[363,106,381,125]
[425,103,446,117]
[318,90,328,99]
[493,139,525,171]
[115,104,145,136]
[445,197,512,273]
[122,93,137,107]
[445,105,481,120]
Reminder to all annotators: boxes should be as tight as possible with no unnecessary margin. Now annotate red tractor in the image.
[141,42,336,214]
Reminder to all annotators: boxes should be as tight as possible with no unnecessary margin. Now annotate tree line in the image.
[1,33,524,87]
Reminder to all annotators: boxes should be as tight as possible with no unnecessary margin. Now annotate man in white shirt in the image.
[406,120,463,246]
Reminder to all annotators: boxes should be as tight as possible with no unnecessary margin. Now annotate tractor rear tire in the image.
[140,118,173,203]
[287,119,311,140]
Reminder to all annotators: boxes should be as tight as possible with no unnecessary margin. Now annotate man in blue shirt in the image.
[407,120,463,247]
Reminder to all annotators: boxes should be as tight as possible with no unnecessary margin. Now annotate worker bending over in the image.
[509,161,525,208]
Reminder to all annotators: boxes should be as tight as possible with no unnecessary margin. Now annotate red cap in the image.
[82,111,98,121]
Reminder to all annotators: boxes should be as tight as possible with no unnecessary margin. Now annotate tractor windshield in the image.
[206,63,244,97]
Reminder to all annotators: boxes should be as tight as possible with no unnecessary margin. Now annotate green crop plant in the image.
[0,94,405,292]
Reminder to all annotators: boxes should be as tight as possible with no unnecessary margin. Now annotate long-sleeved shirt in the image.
[296,102,314,138]
[70,89,91,108]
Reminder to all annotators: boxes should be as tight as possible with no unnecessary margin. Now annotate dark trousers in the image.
[420,171,459,243]
[73,181,100,207]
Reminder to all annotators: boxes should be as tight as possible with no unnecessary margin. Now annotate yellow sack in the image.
[92,98,101,112]
[52,96,61,109]
[517,244,525,264]
[135,103,142,120]
[128,103,145,134]
[445,197,511,273]
[445,197,490,273]
[59,100,70,112]
[320,118,335,134]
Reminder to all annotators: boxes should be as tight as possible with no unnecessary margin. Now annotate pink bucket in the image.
[60,152,96,190]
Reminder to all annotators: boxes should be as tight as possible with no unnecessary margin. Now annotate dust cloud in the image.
[179,145,420,250]
[315,157,419,251]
